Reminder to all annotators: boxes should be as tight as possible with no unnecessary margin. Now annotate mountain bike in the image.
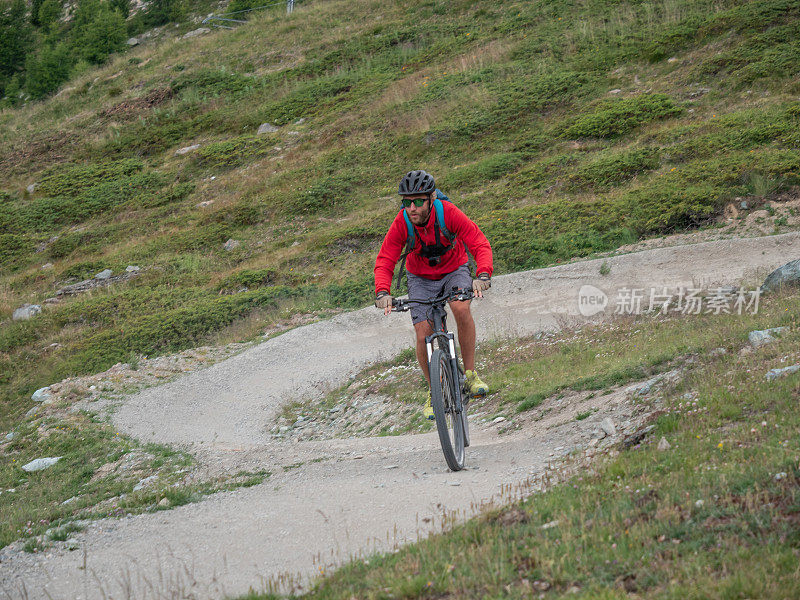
[392,288,474,471]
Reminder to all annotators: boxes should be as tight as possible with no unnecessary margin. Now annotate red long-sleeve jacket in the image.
[374,201,493,294]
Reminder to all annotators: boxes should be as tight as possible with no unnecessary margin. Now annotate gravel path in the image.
[1,232,797,599]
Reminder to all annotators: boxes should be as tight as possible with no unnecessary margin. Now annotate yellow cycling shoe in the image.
[423,391,435,420]
[465,370,489,396]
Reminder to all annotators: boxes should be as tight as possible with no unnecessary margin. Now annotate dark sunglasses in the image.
[401,197,428,208]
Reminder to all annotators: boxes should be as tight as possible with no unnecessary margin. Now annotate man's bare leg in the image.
[414,320,433,385]
[449,300,476,371]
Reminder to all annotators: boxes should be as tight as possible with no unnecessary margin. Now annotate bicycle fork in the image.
[426,332,464,415]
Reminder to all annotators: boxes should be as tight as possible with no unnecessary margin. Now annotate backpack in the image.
[393,189,472,292]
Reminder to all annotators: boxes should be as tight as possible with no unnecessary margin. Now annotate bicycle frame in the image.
[424,305,465,420]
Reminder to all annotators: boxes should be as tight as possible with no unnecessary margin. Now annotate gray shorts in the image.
[406,264,472,325]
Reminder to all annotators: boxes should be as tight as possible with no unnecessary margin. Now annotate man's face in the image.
[403,193,432,226]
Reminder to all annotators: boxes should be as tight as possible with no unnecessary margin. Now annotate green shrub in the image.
[445,70,598,138]
[258,74,356,126]
[142,0,185,26]
[0,233,31,270]
[71,1,127,64]
[38,159,144,198]
[59,260,109,280]
[441,153,525,189]
[563,94,683,139]
[291,172,360,214]
[24,42,74,99]
[171,68,258,98]
[217,268,277,292]
[505,153,580,195]
[195,136,274,169]
[567,148,661,191]
[25,171,168,229]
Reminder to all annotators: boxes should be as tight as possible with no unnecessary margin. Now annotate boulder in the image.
[761,259,800,293]
[600,418,616,437]
[127,37,139,46]
[125,265,141,273]
[182,27,210,39]
[26,183,37,194]
[41,262,53,270]
[657,437,671,451]
[21,457,62,473]
[223,238,241,251]
[12,304,42,321]
[5,432,16,441]
[257,123,279,134]
[765,364,800,381]
[176,144,201,155]
[94,269,113,280]
[748,326,789,347]
[31,387,51,402]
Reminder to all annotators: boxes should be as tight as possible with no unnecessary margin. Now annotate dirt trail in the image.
[1,232,798,599]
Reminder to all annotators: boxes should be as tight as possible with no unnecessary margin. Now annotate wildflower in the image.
[717,442,723,449]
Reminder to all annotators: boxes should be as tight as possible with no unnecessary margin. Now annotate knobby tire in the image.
[429,349,465,471]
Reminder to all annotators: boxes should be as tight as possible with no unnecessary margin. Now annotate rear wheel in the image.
[429,349,465,471]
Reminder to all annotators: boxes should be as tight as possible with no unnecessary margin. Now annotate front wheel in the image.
[429,349,465,471]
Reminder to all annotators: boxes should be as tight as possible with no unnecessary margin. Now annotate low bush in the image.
[441,153,525,189]
[195,136,275,169]
[563,94,683,139]
[37,159,144,198]
[171,68,261,98]
[257,73,356,126]
[566,148,661,191]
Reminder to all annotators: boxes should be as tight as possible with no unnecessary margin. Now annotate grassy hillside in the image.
[1,0,799,437]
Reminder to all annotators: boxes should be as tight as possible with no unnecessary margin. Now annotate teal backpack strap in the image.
[433,190,454,243]
[394,210,416,293]
[435,189,476,276]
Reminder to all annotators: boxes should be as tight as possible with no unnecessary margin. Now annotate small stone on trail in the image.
[600,418,616,437]
[657,437,671,451]
[492,416,506,424]
[158,497,170,507]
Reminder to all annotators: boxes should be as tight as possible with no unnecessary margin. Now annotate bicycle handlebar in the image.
[391,287,474,312]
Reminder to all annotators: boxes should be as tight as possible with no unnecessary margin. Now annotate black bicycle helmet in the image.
[398,170,435,195]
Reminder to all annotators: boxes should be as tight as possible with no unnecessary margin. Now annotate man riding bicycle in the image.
[374,169,494,420]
